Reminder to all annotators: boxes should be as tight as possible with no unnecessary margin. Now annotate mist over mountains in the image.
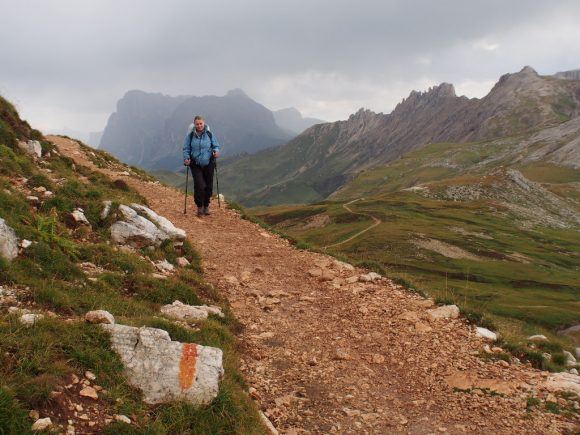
[98,89,323,171]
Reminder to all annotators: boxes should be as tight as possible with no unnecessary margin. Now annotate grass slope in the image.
[0,95,263,434]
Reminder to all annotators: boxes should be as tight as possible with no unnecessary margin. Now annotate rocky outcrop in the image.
[18,140,42,159]
[101,323,223,405]
[0,218,19,261]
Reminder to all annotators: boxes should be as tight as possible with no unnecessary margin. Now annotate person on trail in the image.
[182,115,220,217]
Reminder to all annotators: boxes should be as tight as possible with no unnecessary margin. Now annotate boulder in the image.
[19,140,42,159]
[160,300,224,322]
[130,204,186,240]
[31,417,52,431]
[71,208,91,226]
[544,372,580,395]
[0,218,18,261]
[115,415,131,424]
[101,200,112,219]
[155,260,175,274]
[176,257,190,268]
[427,304,460,320]
[475,327,497,341]
[359,272,381,282]
[19,313,44,327]
[85,310,115,325]
[101,324,223,404]
[110,205,168,247]
[527,334,549,342]
[563,350,577,368]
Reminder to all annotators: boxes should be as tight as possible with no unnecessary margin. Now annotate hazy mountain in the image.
[220,66,580,206]
[99,89,293,171]
[273,107,325,135]
[554,69,580,80]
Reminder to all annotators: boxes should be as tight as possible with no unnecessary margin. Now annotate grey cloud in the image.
[0,0,579,131]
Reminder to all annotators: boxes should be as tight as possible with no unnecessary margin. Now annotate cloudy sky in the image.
[1,0,579,134]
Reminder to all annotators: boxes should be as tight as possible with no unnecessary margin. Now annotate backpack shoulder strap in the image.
[206,130,213,145]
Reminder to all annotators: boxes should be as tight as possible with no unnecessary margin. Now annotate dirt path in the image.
[323,199,381,249]
[49,136,574,434]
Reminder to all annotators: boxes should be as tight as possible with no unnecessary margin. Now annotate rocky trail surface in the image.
[48,136,578,434]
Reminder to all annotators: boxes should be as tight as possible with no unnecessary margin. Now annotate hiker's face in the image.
[194,119,205,131]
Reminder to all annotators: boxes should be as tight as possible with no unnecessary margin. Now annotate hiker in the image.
[183,115,220,216]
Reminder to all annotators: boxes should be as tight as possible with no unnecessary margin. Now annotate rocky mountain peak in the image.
[347,108,379,124]
[226,88,250,98]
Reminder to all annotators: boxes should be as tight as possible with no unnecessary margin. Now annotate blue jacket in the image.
[182,125,220,167]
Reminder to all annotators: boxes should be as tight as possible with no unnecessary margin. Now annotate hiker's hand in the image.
[212,152,219,158]
[184,159,190,166]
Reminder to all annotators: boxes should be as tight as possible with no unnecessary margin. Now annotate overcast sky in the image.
[1,0,579,133]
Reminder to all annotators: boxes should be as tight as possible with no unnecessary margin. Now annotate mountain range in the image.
[98,89,323,171]
[220,67,580,206]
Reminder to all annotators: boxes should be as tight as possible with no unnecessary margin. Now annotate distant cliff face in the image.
[273,108,325,135]
[220,66,580,206]
[99,89,294,170]
[554,69,580,81]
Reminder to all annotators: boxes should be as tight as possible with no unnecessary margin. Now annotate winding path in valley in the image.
[323,198,382,250]
[49,135,575,435]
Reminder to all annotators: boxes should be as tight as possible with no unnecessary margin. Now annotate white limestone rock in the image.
[110,205,168,247]
[19,140,42,159]
[176,257,190,267]
[0,218,18,261]
[155,260,175,274]
[544,372,580,396]
[427,304,460,320]
[20,313,44,327]
[563,350,577,368]
[527,334,549,342]
[31,417,52,431]
[71,208,91,226]
[101,323,223,404]
[160,300,224,322]
[85,310,115,325]
[130,204,186,240]
[359,272,381,282]
[101,200,112,219]
[475,327,497,341]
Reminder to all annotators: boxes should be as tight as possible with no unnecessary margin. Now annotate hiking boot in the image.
[197,207,204,217]
[203,206,210,215]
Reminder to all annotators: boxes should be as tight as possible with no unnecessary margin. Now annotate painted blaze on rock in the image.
[101,324,223,405]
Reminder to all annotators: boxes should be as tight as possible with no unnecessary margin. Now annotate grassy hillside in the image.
[251,133,580,368]
[0,95,263,434]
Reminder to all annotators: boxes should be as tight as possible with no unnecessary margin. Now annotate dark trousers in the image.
[190,160,214,208]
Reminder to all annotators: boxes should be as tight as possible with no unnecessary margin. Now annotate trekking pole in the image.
[214,157,221,208]
[183,165,190,214]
